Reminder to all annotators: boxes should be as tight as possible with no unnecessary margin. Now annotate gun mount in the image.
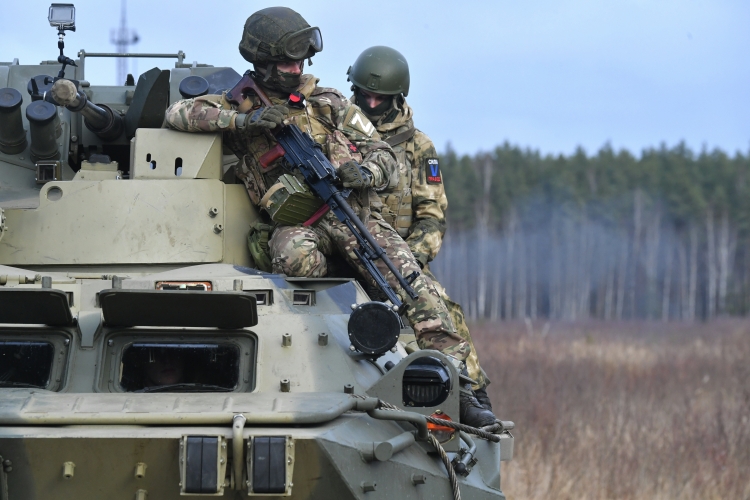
[49,78,124,140]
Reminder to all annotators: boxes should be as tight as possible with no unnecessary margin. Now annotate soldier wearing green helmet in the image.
[237,7,323,94]
[165,9,495,427]
[348,46,495,415]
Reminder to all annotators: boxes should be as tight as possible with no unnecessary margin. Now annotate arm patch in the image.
[425,157,442,184]
[343,107,376,137]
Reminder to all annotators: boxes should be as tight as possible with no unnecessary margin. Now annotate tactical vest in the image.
[233,78,363,206]
[380,127,416,237]
[239,103,327,204]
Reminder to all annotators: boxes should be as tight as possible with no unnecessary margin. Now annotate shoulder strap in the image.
[384,127,416,147]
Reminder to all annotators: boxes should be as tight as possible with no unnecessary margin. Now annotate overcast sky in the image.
[3,0,748,157]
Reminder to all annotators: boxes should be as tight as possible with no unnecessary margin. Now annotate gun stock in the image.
[226,71,273,107]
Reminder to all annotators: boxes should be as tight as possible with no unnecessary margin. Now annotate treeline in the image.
[430,142,750,321]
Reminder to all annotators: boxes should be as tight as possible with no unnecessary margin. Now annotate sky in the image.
[3,0,749,157]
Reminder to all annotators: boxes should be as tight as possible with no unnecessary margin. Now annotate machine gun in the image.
[227,73,419,312]
[274,123,420,312]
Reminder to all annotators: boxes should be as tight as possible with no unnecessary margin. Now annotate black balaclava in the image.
[354,87,393,118]
[255,60,303,94]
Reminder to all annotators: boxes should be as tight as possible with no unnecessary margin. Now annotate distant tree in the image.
[434,142,750,321]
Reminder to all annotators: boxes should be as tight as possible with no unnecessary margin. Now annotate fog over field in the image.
[432,145,750,322]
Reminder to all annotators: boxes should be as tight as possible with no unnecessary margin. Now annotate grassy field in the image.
[471,320,750,500]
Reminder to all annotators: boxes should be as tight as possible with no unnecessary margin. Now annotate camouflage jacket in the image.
[359,97,448,267]
[165,74,397,208]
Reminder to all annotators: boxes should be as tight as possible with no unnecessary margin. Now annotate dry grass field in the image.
[471,320,750,500]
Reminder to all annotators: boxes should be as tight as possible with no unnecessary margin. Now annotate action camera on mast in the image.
[48,3,75,31]
[47,4,77,78]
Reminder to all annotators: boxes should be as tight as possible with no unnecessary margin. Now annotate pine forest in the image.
[431,142,750,322]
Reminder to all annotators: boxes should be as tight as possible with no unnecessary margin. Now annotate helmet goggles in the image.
[271,27,323,60]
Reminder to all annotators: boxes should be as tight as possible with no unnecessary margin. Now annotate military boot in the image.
[459,386,497,428]
[473,386,493,412]
[458,369,496,428]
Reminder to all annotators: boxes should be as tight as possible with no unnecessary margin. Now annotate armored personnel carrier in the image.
[0,4,513,499]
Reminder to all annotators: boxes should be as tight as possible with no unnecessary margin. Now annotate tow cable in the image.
[353,395,514,500]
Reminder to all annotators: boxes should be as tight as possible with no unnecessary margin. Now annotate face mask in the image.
[258,61,303,93]
[272,65,302,93]
[355,89,393,119]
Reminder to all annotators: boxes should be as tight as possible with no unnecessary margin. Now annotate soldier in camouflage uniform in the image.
[164,8,495,426]
[347,46,494,412]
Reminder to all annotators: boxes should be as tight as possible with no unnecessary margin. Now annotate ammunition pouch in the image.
[382,191,412,237]
[380,205,397,228]
[260,174,324,225]
[247,221,275,272]
[378,131,414,237]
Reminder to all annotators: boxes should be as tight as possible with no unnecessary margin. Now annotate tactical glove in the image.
[338,160,373,189]
[235,104,289,133]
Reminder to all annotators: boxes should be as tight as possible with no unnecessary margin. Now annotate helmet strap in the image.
[380,107,399,125]
[381,96,404,124]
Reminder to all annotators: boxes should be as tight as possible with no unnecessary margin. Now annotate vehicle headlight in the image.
[402,356,451,407]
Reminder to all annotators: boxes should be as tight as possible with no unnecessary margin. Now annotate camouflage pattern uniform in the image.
[165,75,470,362]
[358,95,489,389]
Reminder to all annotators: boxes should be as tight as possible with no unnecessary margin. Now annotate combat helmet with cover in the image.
[238,7,323,64]
[347,45,410,97]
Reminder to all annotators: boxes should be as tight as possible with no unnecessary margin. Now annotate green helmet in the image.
[239,7,323,64]
[347,46,410,97]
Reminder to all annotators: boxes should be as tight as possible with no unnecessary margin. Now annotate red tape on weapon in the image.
[303,204,331,226]
[259,144,285,170]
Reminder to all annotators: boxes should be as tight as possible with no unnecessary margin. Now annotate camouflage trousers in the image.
[423,266,489,390]
[268,211,470,362]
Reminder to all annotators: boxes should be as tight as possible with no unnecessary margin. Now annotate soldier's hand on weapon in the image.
[338,160,373,189]
[235,104,289,133]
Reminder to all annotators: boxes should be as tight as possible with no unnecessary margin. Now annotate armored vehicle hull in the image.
[0,14,512,499]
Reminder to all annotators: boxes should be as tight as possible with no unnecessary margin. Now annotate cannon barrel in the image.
[50,79,124,141]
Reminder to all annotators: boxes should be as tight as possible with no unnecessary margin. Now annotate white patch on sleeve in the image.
[348,111,375,137]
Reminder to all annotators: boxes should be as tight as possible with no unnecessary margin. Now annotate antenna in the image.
[110,0,139,85]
